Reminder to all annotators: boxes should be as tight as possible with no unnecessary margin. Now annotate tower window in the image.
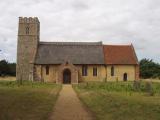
[46,66,49,75]
[111,66,114,76]
[93,67,97,76]
[26,26,29,34]
[82,66,87,76]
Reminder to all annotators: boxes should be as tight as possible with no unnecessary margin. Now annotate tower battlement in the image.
[19,17,39,23]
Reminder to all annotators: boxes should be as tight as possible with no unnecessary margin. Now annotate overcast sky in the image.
[0,0,159,63]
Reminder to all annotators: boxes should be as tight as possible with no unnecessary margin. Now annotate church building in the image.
[16,17,139,84]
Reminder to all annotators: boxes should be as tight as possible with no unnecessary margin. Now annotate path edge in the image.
[72,85,97,120]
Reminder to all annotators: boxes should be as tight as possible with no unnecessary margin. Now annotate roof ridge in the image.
[39,41,103,45]
[103,44,132,46]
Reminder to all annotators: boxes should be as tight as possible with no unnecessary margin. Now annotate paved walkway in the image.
[50,85,93,120]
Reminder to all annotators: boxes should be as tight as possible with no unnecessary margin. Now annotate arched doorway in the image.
[63,69,71,84]
[57,62,78,84]
[123,73,127,81]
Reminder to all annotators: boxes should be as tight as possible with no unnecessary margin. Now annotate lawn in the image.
[0,76,16,81]
[73,81,160,120]
[0,80,61,120]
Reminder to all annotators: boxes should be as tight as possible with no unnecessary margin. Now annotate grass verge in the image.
[0,80,61,120]
[73,82,160,120]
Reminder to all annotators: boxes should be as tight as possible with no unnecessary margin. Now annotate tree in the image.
[0,59,16,76]
[0,60,10,76]
[140,58,160,79]
[8,63,16,76]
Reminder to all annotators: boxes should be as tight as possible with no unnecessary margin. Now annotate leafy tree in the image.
[140,58,160,79]
[0,59,16,76]
[8,63,16,76]
[0,60,10,76]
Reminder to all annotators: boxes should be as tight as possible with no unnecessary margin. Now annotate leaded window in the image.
[93,67,97,76]
[82,66,87,76]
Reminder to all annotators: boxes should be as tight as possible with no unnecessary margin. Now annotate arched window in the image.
[111,66,114,76]
[123,73,127,81]
[93,67,97,76]
[46,66,49,75]
[82,65,88,76]
[26,26,29,34]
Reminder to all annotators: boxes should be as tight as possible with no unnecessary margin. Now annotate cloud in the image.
[72,1,89,11]
[0,0,160,63]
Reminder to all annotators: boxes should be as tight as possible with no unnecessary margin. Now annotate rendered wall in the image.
[35,64,137,83]
[106,65,136,81]
[35,65,106,83]
[41,65,58,82]
[76,65,106,82]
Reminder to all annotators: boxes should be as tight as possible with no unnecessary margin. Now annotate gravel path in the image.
[50,85,93,120]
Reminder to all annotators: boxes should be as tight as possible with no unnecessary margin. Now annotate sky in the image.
[0,0,159,63]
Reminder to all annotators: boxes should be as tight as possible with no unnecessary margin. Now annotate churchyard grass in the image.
[0,76,16,81]
[73,81,160,120]
[0,80,61,120]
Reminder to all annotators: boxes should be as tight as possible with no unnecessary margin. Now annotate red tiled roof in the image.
[103,44,138,65]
